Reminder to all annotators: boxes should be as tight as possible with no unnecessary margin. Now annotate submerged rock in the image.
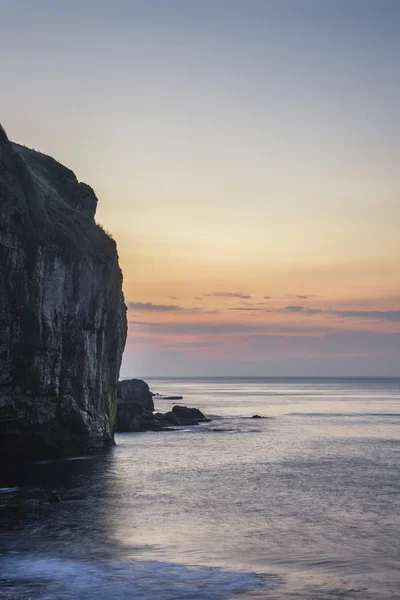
[0,125,127,461]
[48,491,61,503]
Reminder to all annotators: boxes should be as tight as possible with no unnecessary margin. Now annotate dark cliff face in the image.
[0,126,127,460]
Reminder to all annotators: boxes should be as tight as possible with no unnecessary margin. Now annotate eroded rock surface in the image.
[0,124,127,460]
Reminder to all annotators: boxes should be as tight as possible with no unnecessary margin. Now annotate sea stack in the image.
[0,124,127,460]
[116,379,155,432]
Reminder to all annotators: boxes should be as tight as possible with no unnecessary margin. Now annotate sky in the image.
[1,0,399,376]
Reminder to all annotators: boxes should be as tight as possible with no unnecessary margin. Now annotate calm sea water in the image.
[1,377,399,599]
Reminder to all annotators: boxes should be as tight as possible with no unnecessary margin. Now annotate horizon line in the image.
[122,375,400,380]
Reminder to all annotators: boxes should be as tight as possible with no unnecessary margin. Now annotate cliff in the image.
[0,124,127,460]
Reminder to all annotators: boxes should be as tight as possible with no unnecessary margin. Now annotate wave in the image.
[0,555,279,600]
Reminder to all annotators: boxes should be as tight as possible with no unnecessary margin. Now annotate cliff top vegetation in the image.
[0,124,118,266]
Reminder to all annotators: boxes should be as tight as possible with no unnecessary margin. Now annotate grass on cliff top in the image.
[0,125,118,266]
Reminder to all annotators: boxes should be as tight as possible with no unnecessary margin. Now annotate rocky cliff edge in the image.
[0,124,127,460]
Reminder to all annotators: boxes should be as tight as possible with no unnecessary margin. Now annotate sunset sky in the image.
[1,0,399,376]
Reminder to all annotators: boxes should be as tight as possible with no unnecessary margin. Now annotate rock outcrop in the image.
[0,124,127,460]
[154,405,210,427]
[116,379,154,432]
[171,405,207,423]
[115,379,211,431]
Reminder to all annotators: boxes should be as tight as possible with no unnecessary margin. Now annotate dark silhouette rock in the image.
[116,379,155,432]
[162,395,183,400]
[0,123,8,144]
[117,379,154,412]
[251,414,264,419]
[211,428,234,432]
[152,405,211,427]
[141,417,161,431]
[115,384,212,432]
[172,405,207,421]
[163,411,182,426]
[0,125,127,461]
[48,491,61,503]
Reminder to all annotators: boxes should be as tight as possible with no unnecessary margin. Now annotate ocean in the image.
[1,377,399,599]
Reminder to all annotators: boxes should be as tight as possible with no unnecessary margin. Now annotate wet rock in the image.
[154,411,181,427]
[141,417,161,431]
[251,414,264,419]
[48,491,61,503]
[211,428,234,433]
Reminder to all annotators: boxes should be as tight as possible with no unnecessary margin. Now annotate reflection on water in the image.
[0,555,278,600]
[1,377,400,599]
